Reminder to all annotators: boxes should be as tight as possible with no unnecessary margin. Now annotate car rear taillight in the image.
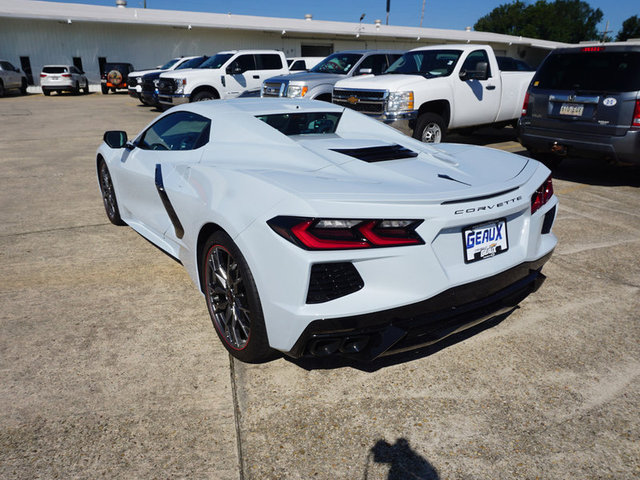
[531,175,554,214]
[267,216,424,250]
[61,73,71,78]
[632,100,640,129]
[40,73,46,78]
[521,91,530,116]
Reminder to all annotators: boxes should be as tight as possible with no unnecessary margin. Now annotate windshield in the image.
[256,112,342,136]
[200,54,234,70]
[533,51,640,93]
[386,50,462,77]
[177,56,207,69]
[310,53,362,74]
[160,58,180,70]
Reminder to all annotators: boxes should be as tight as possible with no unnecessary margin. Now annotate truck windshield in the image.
[310,53,363,74]
[200,54,234,70]
[533,51,640,93]
[386,50,462,77]
[160,58,180,70]
[256,112,342,136]
[177,56,207,69]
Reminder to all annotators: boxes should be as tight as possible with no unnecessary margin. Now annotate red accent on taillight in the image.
[632,100,640,129]
[40,73,46,78]
[521,91,530,117]
[359,221,421,246]
[61,73,71,78]
[531,175,554,214]
[291,219,370,250]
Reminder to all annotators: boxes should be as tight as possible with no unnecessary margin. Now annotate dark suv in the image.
[101,62,134,94]
[519,44,640,165]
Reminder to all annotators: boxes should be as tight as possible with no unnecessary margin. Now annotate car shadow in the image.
[285,310,514,372]
[447,125,519,146]
[363,438,440,480]
[540,155,640,188]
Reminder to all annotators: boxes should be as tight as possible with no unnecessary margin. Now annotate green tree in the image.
[474,0,603,43]
[616,15,640,41]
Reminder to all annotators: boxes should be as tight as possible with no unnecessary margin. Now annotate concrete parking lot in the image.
[1,92,638,480]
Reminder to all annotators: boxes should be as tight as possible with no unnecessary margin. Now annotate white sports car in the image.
[97,98,557,363]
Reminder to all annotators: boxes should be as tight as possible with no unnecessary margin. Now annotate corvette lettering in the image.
[454,196,522,215]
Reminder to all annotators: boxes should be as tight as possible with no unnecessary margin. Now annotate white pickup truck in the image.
[157,50,288,106]
[333,44,535,143]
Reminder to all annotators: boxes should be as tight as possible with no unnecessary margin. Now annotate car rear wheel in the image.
[98,161,125,226]
[83,81,89,94]
[0,80,4,97]
[414,112,446,143]
[42,89,50,96]
[72,82,80,95]
[20,79,27,95]
[202,231,273,363]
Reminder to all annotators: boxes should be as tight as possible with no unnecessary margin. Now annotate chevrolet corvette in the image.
[97,98,557,363]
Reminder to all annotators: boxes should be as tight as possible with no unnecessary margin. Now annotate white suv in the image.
[0,60,28,96]
[40,65,89,95]
[157,50,288,106]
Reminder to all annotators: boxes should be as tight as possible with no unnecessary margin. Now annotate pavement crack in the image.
[229,355,246,480]
[0,222,111,238]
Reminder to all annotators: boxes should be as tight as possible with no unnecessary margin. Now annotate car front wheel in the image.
[414,112,446,143]
[202,231,272,363]
[98,161,125,226]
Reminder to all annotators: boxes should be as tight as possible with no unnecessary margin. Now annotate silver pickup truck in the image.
[261,50,404,102]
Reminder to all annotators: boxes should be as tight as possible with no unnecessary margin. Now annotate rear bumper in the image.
[287,252,552,361]
[519,122,640,164]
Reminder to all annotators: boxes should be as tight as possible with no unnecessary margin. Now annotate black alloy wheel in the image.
[98,161,125,226]
[202,231,272,363]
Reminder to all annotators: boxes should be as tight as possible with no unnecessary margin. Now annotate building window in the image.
[19,56,33,85]
[73,57,83,72]
[301,45,333,57]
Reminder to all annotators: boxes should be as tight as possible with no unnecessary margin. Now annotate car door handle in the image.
[486,85,496,90]
[253,75,260,79]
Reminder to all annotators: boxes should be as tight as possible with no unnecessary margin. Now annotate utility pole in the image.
[420,0,426,28]
[601,20,611,43]
[386,0,390,25]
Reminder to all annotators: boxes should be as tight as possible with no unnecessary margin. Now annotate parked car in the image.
[40,65,89,95]
[519,43,640,166]
[0,60,28,96]
[157,50,288,106]
[96,98,557,363]
[128,56,206,105]
[333,45,535,143]
[262,50,404,102]
[101,62,134,94]
[139,56,209,107]
[286,56,324,73]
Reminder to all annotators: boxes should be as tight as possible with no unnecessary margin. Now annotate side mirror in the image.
[460,62,489,81]
[103,130,128,149]
[226,63,244,75]
[357,68,373,75]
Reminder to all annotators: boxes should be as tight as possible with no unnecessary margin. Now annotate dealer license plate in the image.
[463,219,508,263]
[559,103,584,116]
[50,76,59,80]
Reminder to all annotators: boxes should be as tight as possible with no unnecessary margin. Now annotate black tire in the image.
[413,112,446,144]
[202,231,272,363]
[72,82,80,95]
[42,89,51,96]
[20,79,27,95]
[192,90,215,102]
[101,84,108,94]
[83,81,89,94]
[0,80,5,97]
[98,161,126,226]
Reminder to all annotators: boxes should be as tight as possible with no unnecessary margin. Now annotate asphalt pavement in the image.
[1,92,638,479]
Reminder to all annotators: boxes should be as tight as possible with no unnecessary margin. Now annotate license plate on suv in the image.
[463,219,508,263]
[559,103,584,116]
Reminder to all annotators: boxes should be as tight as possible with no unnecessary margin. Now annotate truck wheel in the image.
[192,91,215,102]
[414,113,446,144]
[101,85,108,94]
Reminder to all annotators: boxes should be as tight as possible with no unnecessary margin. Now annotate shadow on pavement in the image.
[287,310,513,372]
[363,438,440,480]
[542,156,640,188]
[447,125,519,146]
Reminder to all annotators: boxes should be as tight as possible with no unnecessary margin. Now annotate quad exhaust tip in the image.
[308,335,370,357]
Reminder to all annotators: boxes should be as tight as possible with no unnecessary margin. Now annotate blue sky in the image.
[43,0,638,37]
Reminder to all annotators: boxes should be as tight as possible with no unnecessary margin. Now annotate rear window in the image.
[256,54,283,70]
[533,51,640,92]
[256,112,342,136]
[43,66,68,74]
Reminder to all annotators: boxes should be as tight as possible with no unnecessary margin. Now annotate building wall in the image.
[0,17,550,85]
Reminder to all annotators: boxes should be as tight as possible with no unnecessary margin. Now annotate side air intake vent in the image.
[331,144,418,163]
[307,262,364,304]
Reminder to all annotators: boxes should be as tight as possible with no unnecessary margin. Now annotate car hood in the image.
[129,68,163,78]
[336,73,435,91]
[203,131,533,203]
[265,72,347,84]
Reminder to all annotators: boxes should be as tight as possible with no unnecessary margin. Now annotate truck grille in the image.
[127,76,139,87]
[333,88,387,115]
[262,81,286,97]
[156,79,176,95]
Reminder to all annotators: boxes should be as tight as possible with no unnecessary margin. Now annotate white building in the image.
[0,0,564,85]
